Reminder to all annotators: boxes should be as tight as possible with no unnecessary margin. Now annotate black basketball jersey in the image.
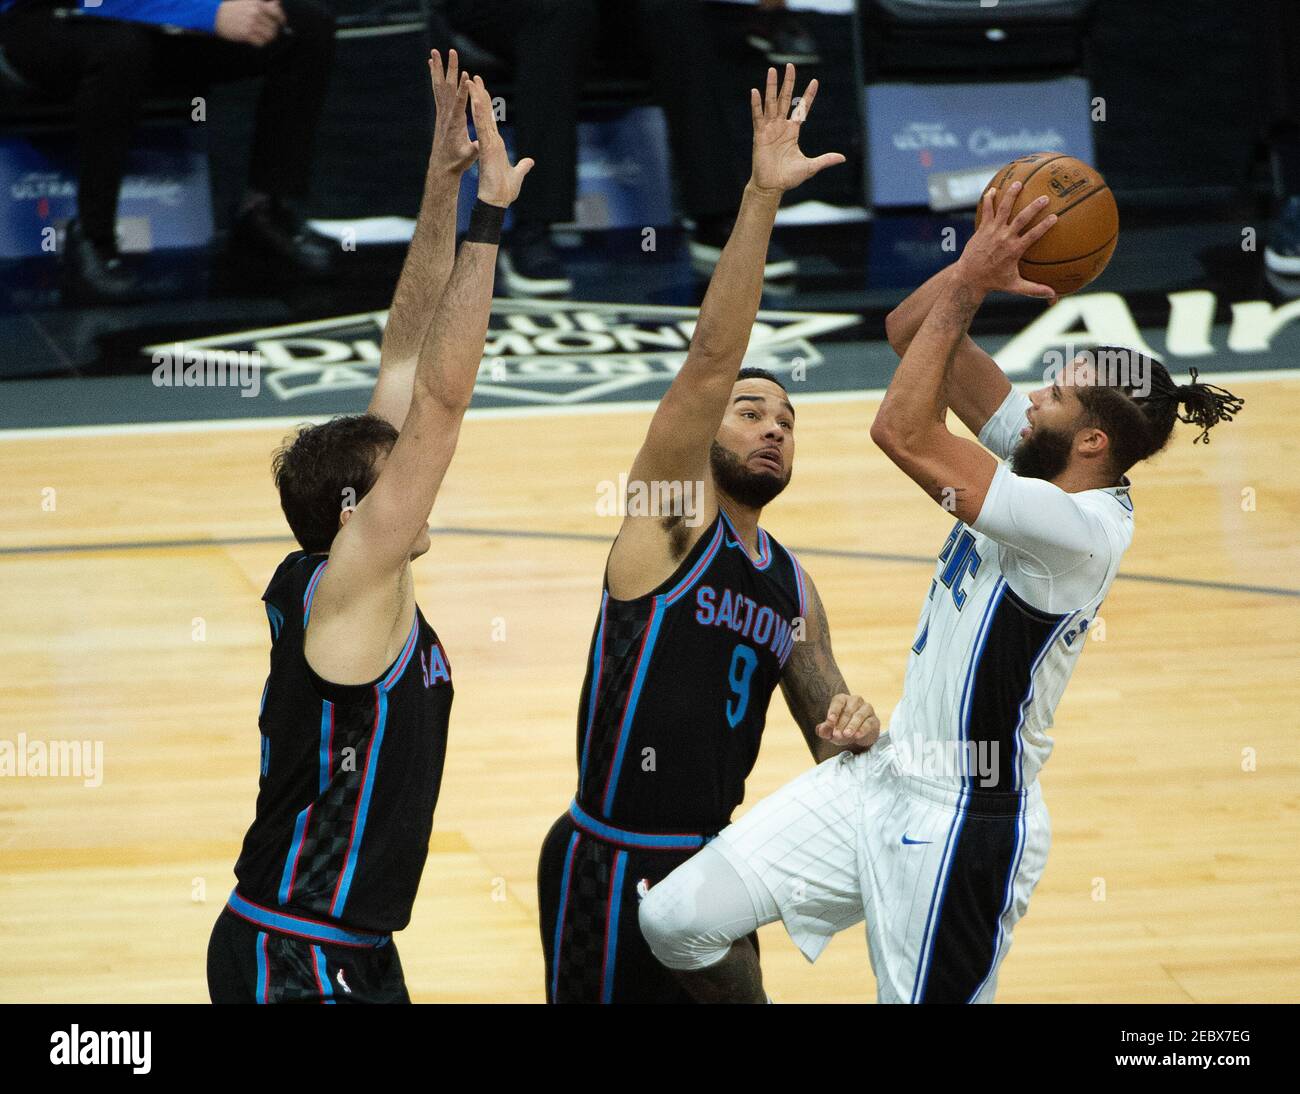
[233,551,454,934]
[575,509,808,834]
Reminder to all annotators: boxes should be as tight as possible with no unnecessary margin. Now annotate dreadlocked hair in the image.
[1072,347,1244,477]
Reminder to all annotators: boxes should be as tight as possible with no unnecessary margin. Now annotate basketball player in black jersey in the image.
[207,53,533,1003]
[537,65,882,1004]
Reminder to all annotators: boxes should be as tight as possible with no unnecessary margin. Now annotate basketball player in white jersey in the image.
[638,181,1243,1003]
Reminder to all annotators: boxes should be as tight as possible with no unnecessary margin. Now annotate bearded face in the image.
[709,439,791,509]
[1010,421,1074,482]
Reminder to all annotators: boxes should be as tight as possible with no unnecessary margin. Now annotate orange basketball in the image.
[974,152,1119,295]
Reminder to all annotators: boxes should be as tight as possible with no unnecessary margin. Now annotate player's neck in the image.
[1052,461,1118,494]
[716,495,763,557]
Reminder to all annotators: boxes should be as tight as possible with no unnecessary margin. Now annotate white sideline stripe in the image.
[0,368,1294,442]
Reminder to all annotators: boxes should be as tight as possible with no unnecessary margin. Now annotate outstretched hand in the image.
[957,182,1058,300]
[749,63,845,195]
[428,49,478,176]
[466,76,534,208]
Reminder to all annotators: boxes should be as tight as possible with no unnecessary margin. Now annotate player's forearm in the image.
[874,279,985,446]
[781,637,852,762]
[381,167,461,371]
[412,239,498,412]
[686,182,780,367]
[884,265,963,353]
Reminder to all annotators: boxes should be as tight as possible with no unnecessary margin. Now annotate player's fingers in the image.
[263,0,287,26]
[1010,195,1050,234]
[805,151,846,177]
[764,66,778,119]
[815,720,834,739]
[838,707,870,740]
[468,77,496,138]
[446,47,458,86]
[1022,212,1058,247]
[429,48,445,86]
[979,188,997,230]
[995,180,1021,223]
[453,71,471,114]
[514,156,536,183]
[750,87,762,128]
[1013,278,1056,300]
[793,78,818,124]
[778,62,795,120]
[824,693,850,728]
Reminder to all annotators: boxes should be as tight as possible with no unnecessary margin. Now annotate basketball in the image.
[975,152,1119,295]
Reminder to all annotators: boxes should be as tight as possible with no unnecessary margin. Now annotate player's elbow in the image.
[883,309,907,354]
[412,374,472,416]
[870,413,903,455]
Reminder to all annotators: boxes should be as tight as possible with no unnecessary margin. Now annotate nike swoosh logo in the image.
[901,835,932,846]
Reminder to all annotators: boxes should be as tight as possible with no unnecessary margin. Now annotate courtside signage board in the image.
[865,77,1095,208]
[0,127,213,258]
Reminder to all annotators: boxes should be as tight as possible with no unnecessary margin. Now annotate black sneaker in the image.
[230,197,335,280]
[498,222,573,296]
[61,219,142,305]
[1265,195,1300,275]
[745,12,821,65]
[689,215,798,280]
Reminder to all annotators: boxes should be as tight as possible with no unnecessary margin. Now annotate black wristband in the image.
[465,199,506,244]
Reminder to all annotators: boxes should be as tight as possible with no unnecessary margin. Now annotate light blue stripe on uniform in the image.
[312,944,336,1004]
[255,931,269,1003]
[578,591,609,789]
[278,807,311,904]
[318,701,333,793]
[330,688,389,916]
[600,851,628,1003]
[602,596,666,815]
[550,831,581,1001]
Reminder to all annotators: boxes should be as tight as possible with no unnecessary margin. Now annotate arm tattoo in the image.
[780,577,848,761]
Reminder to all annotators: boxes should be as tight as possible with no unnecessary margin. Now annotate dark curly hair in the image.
[1072,347,1244,477]
[271,414,399,553]
[736,366,788,392]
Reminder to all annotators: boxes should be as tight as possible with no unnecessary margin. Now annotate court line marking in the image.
[0,368,1294,441]
[2,526,1295,600]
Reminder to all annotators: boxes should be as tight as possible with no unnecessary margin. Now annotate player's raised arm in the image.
[871,183,1057,525]
[629,64,843,487]
[368,50,478,430]
[311,78,531,641]
[778,570,879,763]
[884,264,1026,439]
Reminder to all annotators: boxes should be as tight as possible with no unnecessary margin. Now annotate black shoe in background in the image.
[230,198,335,280]
[745,11,821,65]
[498,221,573,296]
[61,219,143,305]
[689,213,798,280]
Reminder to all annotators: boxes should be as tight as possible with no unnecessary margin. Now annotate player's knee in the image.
[638,877,710,970]
[639,851,751,972]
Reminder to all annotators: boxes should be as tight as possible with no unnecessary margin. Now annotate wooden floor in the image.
[1,378,1297,1003]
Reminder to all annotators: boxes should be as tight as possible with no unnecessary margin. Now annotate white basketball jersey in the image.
[886,390,1135,791]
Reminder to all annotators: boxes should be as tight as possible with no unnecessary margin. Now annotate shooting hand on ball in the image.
[957,182,1058,301]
